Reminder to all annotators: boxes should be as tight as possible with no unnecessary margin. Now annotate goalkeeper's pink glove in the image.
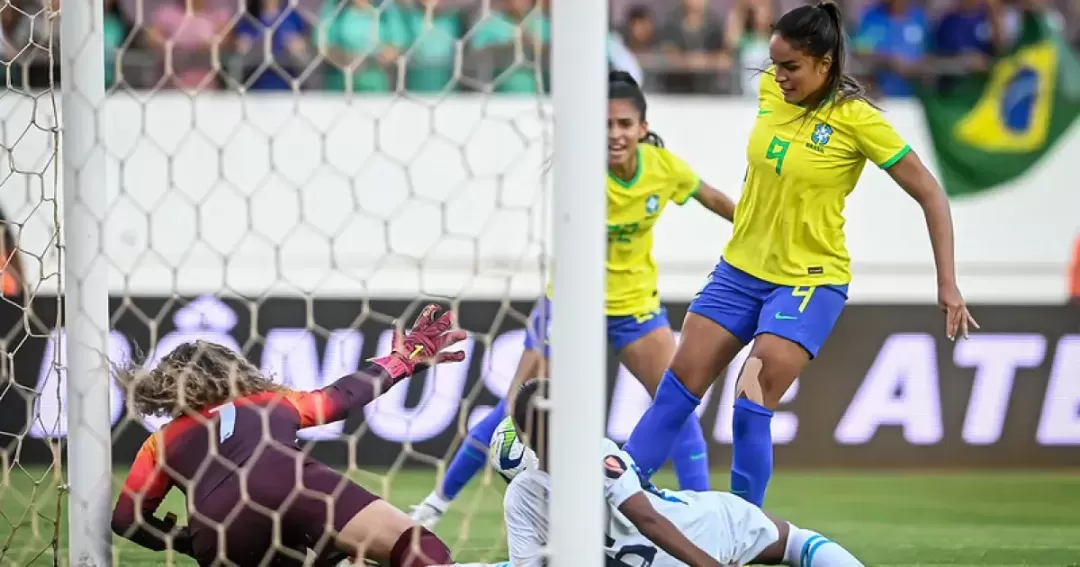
[371,304,468,380]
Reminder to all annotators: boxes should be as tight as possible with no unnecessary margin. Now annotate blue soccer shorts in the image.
[523,297,671,356]
[688,259,848,358]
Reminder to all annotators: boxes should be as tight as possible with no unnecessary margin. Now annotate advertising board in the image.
[2,295,1076,468]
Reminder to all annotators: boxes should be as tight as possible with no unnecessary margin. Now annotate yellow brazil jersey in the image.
[723,69,911,286]
[547,144,700,316]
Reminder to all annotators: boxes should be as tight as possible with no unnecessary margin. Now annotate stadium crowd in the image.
[1,0,1076,96]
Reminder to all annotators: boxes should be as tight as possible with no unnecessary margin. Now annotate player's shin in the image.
[623,369,702,478]
[671,416,710,491]
[441,399,508,498]
[783,524,864,567]
[731,397,774,506]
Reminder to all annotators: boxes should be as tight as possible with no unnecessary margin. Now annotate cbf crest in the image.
[806,123,834,154]
[645,194,660,214]
[812,123,834,146]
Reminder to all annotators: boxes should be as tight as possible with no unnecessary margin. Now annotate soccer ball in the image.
[489,416,539,483]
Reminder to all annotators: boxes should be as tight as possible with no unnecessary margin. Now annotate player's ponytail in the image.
[608,70,665,147]
[773,1,871,115]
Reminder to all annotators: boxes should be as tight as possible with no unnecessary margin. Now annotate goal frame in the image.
[59,0,112,563]
[56,0,610,564]
[548,1,607,566]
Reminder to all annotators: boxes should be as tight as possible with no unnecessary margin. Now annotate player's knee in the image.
[389,527,452,567]
[735,356,766,406]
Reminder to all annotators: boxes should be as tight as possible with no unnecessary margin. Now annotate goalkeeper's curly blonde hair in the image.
[115,340,282,418]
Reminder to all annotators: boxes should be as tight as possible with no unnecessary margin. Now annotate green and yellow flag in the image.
[918,13,1080,197]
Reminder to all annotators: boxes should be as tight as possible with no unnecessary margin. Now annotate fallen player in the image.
[501,378,867,567]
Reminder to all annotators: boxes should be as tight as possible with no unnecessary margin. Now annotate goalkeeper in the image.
[413,70,736,528]
[110,305,468,567]
[503,378,866,567]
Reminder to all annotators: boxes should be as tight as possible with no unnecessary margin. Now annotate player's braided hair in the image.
[773,1,873,117]
[115,340,283,418]
[609,70,665,148]
[511,378,550,465]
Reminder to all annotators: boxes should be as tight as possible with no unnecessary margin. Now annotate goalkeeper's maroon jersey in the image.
[111,367,394,563]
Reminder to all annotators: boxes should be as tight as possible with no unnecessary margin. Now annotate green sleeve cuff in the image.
[878,145,911,170]
[676,180,702,205]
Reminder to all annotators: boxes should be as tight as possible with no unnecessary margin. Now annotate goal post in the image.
[2,0,609,564]
[59,0,112,562]
[549,1,607,567]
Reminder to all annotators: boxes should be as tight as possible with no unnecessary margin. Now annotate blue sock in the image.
[440,398,507,500]
[671,416,710,491]
[730,397,774,507]
[623,370,701,479]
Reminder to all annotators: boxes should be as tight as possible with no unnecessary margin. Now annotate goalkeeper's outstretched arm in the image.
[617,492,732,567]
[289,304,468,427]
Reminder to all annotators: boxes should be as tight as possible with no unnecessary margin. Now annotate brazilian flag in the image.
[918,12,1080,197]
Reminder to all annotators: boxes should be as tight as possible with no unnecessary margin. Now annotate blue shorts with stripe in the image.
[688,259,848,358]
[522,297,671,357]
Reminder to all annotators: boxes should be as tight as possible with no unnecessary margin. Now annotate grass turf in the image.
[0,466,1077,566]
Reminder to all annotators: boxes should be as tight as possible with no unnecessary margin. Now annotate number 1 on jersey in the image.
[210,402,237,444]
[766,136,790,175]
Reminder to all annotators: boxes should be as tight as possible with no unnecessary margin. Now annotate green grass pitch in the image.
[1,467,1078,566]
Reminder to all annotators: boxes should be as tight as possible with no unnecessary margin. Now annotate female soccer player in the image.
[411,71,736,528]
[111,305,469,567]
[505,378,865,567]
[622,0,979,508]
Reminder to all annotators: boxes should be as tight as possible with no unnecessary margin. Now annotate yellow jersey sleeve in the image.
[851,103,912,169]
[659,148,701,205]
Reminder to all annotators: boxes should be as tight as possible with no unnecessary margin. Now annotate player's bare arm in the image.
[885,150,979,340]
[617,492,726,567]
[692,182,736,222]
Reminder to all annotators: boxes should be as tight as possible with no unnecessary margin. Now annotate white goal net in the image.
[0,0,612,564]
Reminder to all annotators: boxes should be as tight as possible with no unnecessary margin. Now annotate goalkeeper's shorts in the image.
[523,297,671,355]
[188,455,380,566]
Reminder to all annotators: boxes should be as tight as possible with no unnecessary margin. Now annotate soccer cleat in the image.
[410,491,451,530]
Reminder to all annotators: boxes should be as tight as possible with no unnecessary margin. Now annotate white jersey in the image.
[503,438,778,566]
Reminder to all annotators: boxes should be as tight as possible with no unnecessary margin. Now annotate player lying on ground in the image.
[503,378,865,567]
[111,304,469,567]
[622,0,977,509]
[412,70,736,529]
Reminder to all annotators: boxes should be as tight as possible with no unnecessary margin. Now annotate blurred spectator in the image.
[149,0,232,91]
[623,4,657,54]
[104,0,132,89]
[725,0,774,97]
[1,3,18,63]
[317,0,406,93]
[854,0,930,98]
[469,0,549,93]
[658,0,730,93]
[0,207,23,301]
[609,29,644,84]
[934,0,1008,59]
[397,0,464,93]
[233,0,311,90]
[8,0,59,76]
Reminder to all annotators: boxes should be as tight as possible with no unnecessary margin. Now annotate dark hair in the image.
[626,5,653,23]
[608,70,665,148]
[511,378,550,464]
[772,1,869,113]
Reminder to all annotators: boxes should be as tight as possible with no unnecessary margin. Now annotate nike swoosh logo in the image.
[689,453,707,461]
[757,109,773,116]
[774,313,798,320]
